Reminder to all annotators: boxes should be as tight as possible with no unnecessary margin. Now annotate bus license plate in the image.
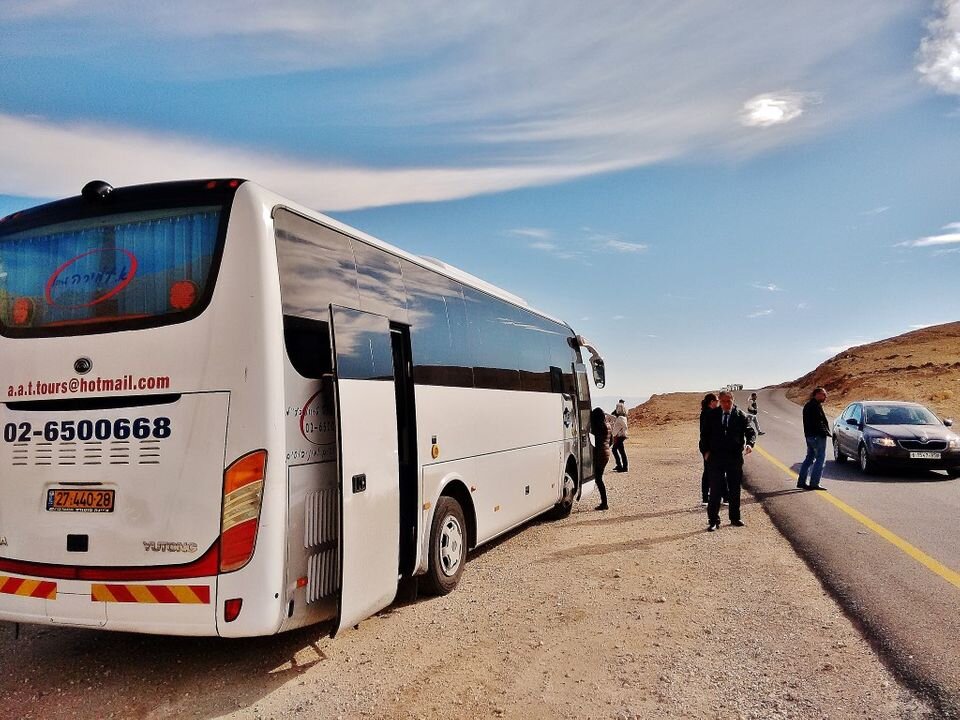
[46,489,115,513]
[909,451,941,460]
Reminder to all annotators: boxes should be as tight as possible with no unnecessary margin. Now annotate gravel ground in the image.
[0,423,934,719]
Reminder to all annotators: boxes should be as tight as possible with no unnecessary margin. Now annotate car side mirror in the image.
[846,418,859,426]
[945,418,954,427]
[591,357,606,389]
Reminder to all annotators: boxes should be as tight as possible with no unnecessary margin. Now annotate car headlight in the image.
[872,437,896,447]
[949,437,960,449]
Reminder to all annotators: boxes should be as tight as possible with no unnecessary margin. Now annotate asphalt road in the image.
[739,388,960,718]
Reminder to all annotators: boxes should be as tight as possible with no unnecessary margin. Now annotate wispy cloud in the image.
[509,227,553,240]
[751,282,783,292]
[896,222,960,248]
[796,302,809,310]
[0,2,917,205]
[529,241,559,251]
[916,0,960,95]
[602,239,648,254]
[0,113,620,211]
[860,205,890,216]
[747,309,774,318]
[612,315,626,321]
[739,91,819,128]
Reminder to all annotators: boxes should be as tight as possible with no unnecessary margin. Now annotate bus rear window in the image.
[0,206,222,336]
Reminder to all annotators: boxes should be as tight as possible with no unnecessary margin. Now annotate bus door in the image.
[330,306,400,634]
[574,362,594,484]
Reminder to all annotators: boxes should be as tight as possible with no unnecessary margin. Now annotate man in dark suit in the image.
[700,390,757,531]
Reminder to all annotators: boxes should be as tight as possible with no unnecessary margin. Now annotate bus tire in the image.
[422,496,467,596]
[549,465,577,519]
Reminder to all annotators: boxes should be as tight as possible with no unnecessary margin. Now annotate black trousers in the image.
[701,455,728,503]
[612,438,627,470]
[707,458,742,525]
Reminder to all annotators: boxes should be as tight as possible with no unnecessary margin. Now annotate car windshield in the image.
[863,404,940,426]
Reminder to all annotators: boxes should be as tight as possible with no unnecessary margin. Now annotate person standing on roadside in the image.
[797,386,831,490]
[698,393,719,505]
[611,401,629,472]
[591,407,612,510]
[747,392,765,436]
[700,390,756,531]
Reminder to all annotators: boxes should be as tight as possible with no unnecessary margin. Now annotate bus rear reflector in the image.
[224,598,243,622]
[220,450,267,573]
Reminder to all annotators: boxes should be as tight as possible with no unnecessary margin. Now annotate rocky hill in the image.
[783,321,960,420]
[627,391,706,429]
[627,321,960,428]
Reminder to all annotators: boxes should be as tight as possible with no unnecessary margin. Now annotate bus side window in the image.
[283,315,333,379]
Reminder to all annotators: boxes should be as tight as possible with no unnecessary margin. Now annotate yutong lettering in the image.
[6,374,171,398]
[143,541,198,553]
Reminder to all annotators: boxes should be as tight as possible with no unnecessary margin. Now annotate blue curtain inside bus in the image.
[0,208,220,329]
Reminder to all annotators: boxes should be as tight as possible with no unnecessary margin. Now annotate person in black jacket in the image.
[591,407,612,510]
[698,393,719,504]
[797,386,831,490]
[700,390,756,531]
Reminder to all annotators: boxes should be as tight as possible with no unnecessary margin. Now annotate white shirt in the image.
[611,415,628,439]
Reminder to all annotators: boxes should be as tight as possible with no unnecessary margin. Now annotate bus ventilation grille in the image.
[306,548,339,604]
[10,440,162,467]
[304,488,338,548]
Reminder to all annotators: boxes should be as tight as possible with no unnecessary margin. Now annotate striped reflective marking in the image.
[0,574,57,599]
[90,584,211,604]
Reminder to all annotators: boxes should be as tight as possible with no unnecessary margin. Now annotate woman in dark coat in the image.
[699,393,719,505]
[591,407,612,510]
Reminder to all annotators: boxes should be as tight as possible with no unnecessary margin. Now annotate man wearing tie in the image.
[700,390,757,531]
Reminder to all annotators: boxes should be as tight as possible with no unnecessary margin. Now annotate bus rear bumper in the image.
[0,574,220,636]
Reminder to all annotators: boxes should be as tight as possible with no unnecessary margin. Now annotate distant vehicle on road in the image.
[832,401,960,477]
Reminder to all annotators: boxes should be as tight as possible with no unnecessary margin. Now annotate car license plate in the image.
[909,451,941,460]
[46,488,115,513]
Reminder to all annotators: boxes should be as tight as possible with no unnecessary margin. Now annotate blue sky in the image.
[2,1,960,399]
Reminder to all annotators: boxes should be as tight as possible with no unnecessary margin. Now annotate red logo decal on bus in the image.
[299,390,334,445]
[44,248,138,308]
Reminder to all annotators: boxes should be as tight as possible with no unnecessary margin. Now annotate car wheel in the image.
[833,436,847,463]
[858,444,876,475]
[421,496,467,596]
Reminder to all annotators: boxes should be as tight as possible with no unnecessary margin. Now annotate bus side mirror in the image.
[591,358,605,388]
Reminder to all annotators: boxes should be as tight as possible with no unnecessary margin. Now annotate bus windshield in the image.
[0,203,224,337]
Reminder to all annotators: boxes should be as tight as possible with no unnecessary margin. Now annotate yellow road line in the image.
[753,444,960,591]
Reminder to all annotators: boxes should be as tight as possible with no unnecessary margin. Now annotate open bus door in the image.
[329,306,400,634]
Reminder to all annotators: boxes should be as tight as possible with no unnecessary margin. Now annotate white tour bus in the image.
[0,179,605,637]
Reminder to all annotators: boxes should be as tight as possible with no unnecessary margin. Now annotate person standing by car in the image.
[611,402,629,472]
[700,390,756,530]
[797,386,831,490]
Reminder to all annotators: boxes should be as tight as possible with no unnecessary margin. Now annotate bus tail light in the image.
[12,297,34,326]
[220,450,267,573]
[224,598,243,622]
[169,280,198,310]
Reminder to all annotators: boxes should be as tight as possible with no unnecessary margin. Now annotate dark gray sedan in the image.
[832,400,960,477]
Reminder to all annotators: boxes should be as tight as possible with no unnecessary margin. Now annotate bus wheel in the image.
[550,468,577,519]
[422,497,466,596]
